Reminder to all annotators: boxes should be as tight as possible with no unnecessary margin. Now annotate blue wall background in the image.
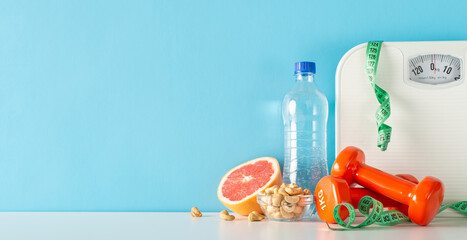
[1,0,466,211]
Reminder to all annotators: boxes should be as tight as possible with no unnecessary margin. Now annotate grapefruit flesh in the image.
[218,157,282,216]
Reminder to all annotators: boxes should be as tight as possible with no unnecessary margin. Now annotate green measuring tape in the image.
[327,196,467,230]
[366,41,392,151]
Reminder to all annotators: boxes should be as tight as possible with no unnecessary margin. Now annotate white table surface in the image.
[0,212,466,240]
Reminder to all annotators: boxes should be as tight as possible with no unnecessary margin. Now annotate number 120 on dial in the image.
[409,54,462,85]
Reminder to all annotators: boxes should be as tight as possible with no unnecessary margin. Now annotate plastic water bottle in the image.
[282,61,329,216]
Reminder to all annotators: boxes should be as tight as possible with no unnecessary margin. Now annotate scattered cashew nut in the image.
[248,211,265,222]
[220,210,235,221]
[191,207,202,217]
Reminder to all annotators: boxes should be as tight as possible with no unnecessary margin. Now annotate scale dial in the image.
[409,54,462,85]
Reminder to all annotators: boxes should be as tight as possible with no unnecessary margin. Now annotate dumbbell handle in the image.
[357,166,415,206]
[350,173,418,214]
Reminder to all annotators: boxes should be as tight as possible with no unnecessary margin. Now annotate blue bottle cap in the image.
[294,61,316,74]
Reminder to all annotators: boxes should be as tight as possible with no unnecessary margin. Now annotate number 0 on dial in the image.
[409,54,462,85]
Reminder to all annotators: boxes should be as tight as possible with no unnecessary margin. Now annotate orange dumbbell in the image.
[331,146,444,226]
[314,174,418,223]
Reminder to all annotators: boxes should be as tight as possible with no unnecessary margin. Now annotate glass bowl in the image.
[257,194,313,221]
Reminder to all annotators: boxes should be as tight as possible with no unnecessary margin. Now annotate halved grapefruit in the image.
[217,157,282,216]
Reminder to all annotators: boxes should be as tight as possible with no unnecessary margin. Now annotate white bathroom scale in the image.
[336,41,467,216]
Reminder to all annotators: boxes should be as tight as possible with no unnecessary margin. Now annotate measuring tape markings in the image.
[327,196,409,230]
[365,41,392,151]
[438,201,467,214]
[328,196,467,230]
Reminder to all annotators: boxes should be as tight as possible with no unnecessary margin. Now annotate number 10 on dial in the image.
[409,54,462,85]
